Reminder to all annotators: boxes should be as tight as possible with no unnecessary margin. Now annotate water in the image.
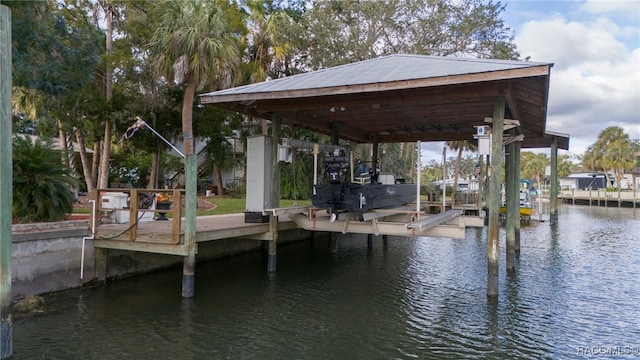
[12,206,640,359]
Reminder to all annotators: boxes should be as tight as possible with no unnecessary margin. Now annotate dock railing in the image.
[91,188,184,244]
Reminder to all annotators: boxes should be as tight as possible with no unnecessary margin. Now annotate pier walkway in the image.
[92,189,485,257]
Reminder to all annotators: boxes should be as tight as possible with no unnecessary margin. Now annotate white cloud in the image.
[580,0,640,20]
[514,13,640,156]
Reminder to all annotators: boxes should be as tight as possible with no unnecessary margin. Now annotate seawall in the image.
[11,219,313,299]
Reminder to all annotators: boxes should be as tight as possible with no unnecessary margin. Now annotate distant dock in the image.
[559,189,639,208]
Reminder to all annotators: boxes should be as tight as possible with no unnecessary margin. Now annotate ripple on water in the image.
[11,206,640,359]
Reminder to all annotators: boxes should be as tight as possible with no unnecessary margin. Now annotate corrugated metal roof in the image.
[202,54,552,97]
[199,54,567,150]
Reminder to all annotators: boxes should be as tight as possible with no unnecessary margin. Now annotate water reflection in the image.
[12,206,640,359]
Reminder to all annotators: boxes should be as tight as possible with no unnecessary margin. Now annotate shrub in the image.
[13,136,77,223]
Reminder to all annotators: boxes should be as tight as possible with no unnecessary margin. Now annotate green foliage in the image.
[225,181,246,199]
[12,136,78,223]
[582,126,635,188]
[109,151,152,188]
[280,152,312,200]
[296,0,519,70]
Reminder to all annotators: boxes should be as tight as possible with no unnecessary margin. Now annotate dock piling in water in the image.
[487,97,505,297]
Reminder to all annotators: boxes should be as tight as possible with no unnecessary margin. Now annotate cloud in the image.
[514,12,640,156]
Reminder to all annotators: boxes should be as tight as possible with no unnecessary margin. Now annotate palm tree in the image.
[520,151,548,188]
[13,136,78,223]
[446,140,477,205]
[242,0,293,134]
[148,0,239,157]
[147,0,240,297]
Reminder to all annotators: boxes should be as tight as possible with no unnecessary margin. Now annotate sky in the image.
[421,0,640,163]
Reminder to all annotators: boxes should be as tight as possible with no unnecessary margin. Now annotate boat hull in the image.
[499,206,534,217]
[312,183,417,213]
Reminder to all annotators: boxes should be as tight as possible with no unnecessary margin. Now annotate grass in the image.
[198,197,311,216]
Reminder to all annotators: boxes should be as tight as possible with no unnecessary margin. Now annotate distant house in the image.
[560,172,612,190]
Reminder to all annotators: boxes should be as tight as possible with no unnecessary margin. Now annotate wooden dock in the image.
[93,200,485,257]
[559,190,639,208]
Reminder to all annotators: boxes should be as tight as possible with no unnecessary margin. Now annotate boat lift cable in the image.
[121,116,185,158]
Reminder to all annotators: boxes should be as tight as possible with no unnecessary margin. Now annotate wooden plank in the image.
[172,189,182,244]
[263,206,311,216]
[93,239,191,256]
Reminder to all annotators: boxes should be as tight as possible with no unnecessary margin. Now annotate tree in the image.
[446,140,477,205]
[12,136,77,223]
[582,126,635,188]
[148,0,240,157]
[520,151,548,188]
[297,0,519,70]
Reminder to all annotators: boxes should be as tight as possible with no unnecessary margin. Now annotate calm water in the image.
[13,206,640,359]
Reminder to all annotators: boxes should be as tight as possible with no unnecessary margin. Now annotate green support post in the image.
[1,5,13,358]
[487,97,505,297]
[182,148,197,298]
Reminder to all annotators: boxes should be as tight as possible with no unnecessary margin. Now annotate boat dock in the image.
[93,200,485,257]
[559,189,639,208]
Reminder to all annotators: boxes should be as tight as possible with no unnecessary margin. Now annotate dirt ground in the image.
[75,194,216,211]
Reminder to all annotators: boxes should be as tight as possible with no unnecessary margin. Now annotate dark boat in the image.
[311,150,416,219]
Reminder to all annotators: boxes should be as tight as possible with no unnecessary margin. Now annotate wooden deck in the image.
[90,189,485,257]
[93,214,299,256]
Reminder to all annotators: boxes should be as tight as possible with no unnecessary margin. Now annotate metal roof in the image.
[200,54,569,150]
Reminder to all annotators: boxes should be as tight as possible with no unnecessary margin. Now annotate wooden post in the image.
[268,215,278,272]
[487,97,504,297]
[550,138,558,224]
[514,139,521,255]
[182,151,197,298]
[128,189,138,241]
[267,113,281,272]
[505,133,516,271]
[477,155,485,214]
[367,234,373,248]
[0,6,13,357]
[172,189,182,244]
[372,135,379,169]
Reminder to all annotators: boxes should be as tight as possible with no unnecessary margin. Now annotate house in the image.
[560,172,611,190]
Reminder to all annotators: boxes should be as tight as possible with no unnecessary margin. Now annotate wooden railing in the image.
[90,188,184,244]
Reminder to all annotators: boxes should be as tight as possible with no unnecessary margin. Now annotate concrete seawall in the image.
[11,220,313,299]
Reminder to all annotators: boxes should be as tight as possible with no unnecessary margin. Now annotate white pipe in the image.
[416,141,421,215]
[81,199,96,279]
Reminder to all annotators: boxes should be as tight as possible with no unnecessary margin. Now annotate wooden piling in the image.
[550,138,558,224]
[267,113,281,273]
[182,153,197,298]
[487,97,504,297]
[514,140,521,254]
[505,134,516,271]
[268,214,278,272]
[1,6,13,357]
